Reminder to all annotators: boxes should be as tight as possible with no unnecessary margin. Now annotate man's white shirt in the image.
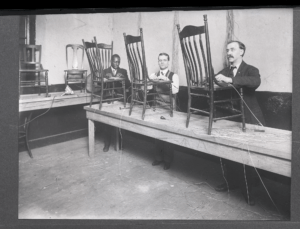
[149,68,179,94]
[230,61,241,77]
[111,67,117,76]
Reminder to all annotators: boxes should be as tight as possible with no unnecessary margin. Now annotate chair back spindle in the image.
[123,28,148,83]
[20,44,42,69]
[66,44,85,70]
[177,15,213,89]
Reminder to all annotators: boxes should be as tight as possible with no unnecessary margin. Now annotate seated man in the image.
[149,53,179,170]
[214,40,266,206]
[102,54,131,152]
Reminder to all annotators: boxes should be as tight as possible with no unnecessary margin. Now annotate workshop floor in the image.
[18,131,290,220]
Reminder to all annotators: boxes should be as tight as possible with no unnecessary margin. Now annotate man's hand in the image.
[215,74,233,84]
[105,72,113,79]
[157,75,168,81]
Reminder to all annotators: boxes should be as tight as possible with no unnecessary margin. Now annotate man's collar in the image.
[111,66,118,72]
[230,59,242,70]
[160,68,169,74]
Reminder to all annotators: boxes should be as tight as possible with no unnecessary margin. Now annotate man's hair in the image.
[111,54,120,61]
[158,53,170,61]
[228,40,246,57]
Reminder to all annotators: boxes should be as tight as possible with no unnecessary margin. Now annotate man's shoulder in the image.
[103,67,111,73]
[118,68,127,73]
[241,61,259,71]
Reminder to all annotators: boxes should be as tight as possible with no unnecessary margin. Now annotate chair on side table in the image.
[19,44,49,97]
[64,44,87,92]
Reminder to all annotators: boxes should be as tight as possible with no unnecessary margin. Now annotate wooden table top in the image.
[19,91,98,112]
[85,102,291,162]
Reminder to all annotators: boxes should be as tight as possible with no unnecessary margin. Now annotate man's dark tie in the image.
[161,71,164,76]
[228,66,236,78]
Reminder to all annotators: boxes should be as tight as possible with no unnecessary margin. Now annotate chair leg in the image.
[24,112,33,158]
[89,81,94,107]
[240,88,246,132]
[38,72,41,95]
[208,98,214,135]
[45,71,49,97]
[186,90,191,128]
[129,84,134,116]
[81,73,84,92]
[99,83,103,110]
[84,71,87,93]
[123,80,126,107]
[142,87,147,120]
[153,85,157,111]
[64,71,68,89]
[112,82,115,104]
[169,83,173,117]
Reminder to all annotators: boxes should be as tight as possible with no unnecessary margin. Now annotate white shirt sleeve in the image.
[149,73,157,80]
[171,73,179,94]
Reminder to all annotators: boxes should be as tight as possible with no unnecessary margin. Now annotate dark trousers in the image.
[103,124,114,147]
[222,159,254,197]
[154,139,174,163]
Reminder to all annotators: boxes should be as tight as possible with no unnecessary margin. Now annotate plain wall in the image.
[233,8,293,92]
[112,10,227,87]
[36,13,113,85]
[35,8,293,92]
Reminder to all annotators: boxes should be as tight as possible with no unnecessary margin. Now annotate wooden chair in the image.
[123,28,173,120]
[82,37,126,110]
[177,15,245,135]
[19,45,49,97]
[64,44,87,92]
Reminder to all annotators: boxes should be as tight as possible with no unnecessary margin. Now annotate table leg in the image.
[114,127,120,151]
[88,119,95,157]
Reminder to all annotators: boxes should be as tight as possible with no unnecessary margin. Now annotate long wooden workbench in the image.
[19,91,96,112]
[84,101,291,177]
[19,91,99,157]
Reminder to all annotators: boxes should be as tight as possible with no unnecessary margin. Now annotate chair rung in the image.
[100,87,124,91]
[153,104,172,108]
[213,114,242,121]
[20,85,45,87]
[190,108,209,115]
[190,93,209,98]
[92,94,124,99]
[132,100,144,104]
[214,98,241,104]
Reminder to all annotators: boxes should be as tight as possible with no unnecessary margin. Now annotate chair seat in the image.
[19,69,48,73]
[191,84,237,91]
[133,79,172,85]
[64,69,87,74]
[94,77,125,83]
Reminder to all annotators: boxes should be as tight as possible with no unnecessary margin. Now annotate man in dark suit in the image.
[214,41,266,206]
[102,54,131,152]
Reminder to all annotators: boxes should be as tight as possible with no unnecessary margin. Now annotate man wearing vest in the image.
[102,54,131,152]
[214,41,266,206]
[149,53,179,170]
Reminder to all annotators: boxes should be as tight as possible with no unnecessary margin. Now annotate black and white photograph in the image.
[1,7,297,224]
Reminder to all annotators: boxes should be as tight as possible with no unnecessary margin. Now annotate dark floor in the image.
[18,130,291,220]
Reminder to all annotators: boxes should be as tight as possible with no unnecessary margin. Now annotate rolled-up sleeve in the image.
[172,73,179,94]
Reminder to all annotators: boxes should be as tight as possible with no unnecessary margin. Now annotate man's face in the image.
[226,42,244,64]
[158,55,169,70]
[111,57,120,69]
